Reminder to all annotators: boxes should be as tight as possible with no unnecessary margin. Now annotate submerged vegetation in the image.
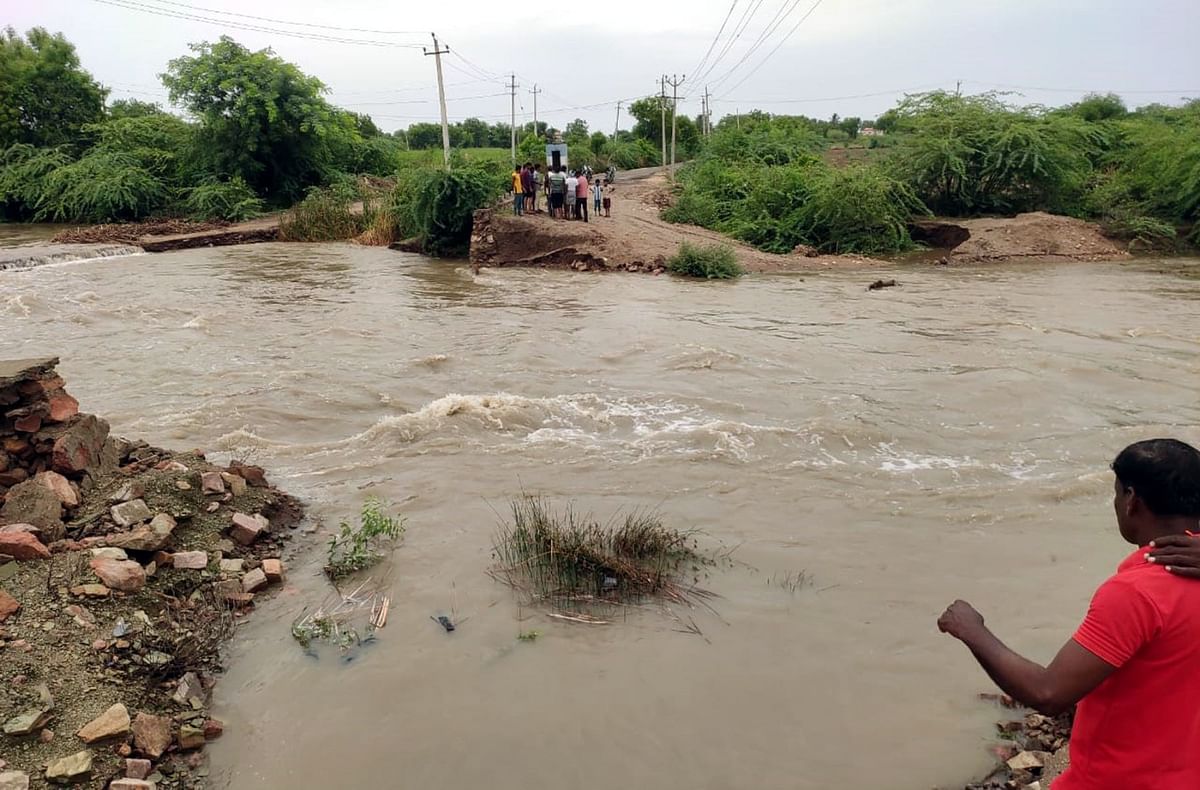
[325,497,405,581]
[491,496,712,611]
[667,242,744,279]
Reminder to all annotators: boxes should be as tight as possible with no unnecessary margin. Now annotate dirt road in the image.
[470,170,880,273]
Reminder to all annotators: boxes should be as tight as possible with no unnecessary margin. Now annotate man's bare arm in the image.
[939,600,1116,715]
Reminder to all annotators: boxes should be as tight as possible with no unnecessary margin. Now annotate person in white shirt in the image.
[565,172,579,220]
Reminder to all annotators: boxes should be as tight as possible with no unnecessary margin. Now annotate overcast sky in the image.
[10,0,1200,134]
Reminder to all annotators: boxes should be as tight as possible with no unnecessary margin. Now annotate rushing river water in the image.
[2,244,1199,789]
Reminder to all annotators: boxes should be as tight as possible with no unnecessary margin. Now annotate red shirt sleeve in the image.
[1072,575,1162,668]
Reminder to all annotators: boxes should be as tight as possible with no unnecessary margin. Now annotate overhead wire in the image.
[707,0,809,91]
[689,0,740,82]
[716,0,827,98]
[121,0,426,35]
[89,0,425,47]
[692,0,767,87]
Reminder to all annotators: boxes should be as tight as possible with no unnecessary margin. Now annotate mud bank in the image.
[912,212,1129,264]
[1,358,303,789]
[47,218,281,258]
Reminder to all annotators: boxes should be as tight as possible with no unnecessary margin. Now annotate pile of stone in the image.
[0,358,117,544]
[964,694,1073,790]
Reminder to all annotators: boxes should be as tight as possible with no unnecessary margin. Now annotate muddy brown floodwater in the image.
[3,243,1199,789]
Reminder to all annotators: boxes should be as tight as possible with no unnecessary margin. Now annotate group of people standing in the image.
[510,163,611,222]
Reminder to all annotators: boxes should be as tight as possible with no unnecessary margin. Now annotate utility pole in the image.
[424,33,452,172]
[529,83,541,139]
[507,73,519,165]
[613,101,622,141]
[703,85,712,137]
[659,76,667,174]
[955,79,962,97]
[665,73,685,178]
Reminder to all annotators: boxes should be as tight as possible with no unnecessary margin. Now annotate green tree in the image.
[629,96,668,144]
[589,130,608,155]
[839,116,862,139]
[459,117,490,148]
[1068,92,1128,123]
[162,36,354,201]
[108,98,167,120]
[0,27,107,148]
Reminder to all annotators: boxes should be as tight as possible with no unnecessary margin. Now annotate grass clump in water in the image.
[667,242,744,280]
[325,497,405,580]
[491,496,711,610]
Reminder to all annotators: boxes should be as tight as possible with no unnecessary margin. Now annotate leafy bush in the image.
[279,184,367,241]
[36,150,166,222]
[791,165,926,254]
[0,143,71,218]
[325,497,405,580]
[667,242,744,279]
[184,176,263,221]
[387,164,503,256]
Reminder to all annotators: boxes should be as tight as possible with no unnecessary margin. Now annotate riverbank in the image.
[1,358,304,789]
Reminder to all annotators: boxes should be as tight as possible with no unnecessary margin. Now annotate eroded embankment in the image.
[1,357,303,789]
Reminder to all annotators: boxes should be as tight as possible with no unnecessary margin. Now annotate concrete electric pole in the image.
[529,83,541,139]
[665,73,685,178]
[507,74,519,165]
[424,33,452,172]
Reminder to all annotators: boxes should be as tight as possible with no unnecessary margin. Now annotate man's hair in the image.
[1112,438,1200,517]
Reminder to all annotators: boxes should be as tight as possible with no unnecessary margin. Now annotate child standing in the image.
[592,177,603,217]
[602,182,613,218]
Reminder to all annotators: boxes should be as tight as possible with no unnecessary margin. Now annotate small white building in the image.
[860,126,884,137]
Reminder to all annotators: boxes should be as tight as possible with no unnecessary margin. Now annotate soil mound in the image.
[942,212,1128,263]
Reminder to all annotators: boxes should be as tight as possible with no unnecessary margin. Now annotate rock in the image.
[89,558,146,592]
[109,780,154,790]
[107,514,176,552]
[110,482,144,504]
[218,558,244,574]
[1007,751,1049,771]
[241,568,268,593]
[13,414,41,433]
[0,770,30,790]
[38,728,54,743]
[0,522,40,535]
[110,499,153,527]
[205,501,220,513]
[0,480,63,540]
[90,547,129,561]
[227,463,267,487]
[171,551,207,570]
[0,531,51,561]
[229,513,264,545]
[46,392,79,423]
[173,480,191,491]
[76,702,130,743]
[200,472,225,495]
[70,584,110,598]
[51,414,110,475]
[125,758,151,779]
[0,588,19,621]
[34,471,79,508]
[177,725,205,750]
[3,708,52,736]
[261,558,285,583]
[171,673,205,707]
[131,713,172,758]
[44,750,92,784]
[202,719,223,739]
[220,472,247,497]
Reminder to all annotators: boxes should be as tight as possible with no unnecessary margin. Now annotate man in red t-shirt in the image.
[938,438,1200,789]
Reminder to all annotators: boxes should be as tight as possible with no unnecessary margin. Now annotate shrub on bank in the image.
[667,242,744,279]
[386,164,503,256]
[278,185,367,242]
[183,177,263,221]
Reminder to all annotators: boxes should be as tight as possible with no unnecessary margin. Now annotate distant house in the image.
[860,126,884,137]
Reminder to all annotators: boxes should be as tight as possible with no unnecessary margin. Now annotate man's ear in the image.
[1125,487,1143,518]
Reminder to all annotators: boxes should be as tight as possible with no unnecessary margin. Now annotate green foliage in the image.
[887,91,1100,215]
[279,183,368,241]
[163,36,354,202]
[0,27,107,149]
[325,497,405,580]
[791,165,925,254]
[183,176,263,221]
[107,99,167,120]
[86,114,194,182]
[667,242,744,279]
[387,164,504,256]
[1068,93,1128,123]
[0,143,71,219]
[36,150,166,222]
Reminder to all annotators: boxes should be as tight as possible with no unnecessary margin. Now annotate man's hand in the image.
[938,599,986,641]
[1147,534,1200,579]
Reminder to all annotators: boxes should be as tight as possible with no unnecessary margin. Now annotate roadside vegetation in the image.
[666,92,1200,253]
[667,242,744,279]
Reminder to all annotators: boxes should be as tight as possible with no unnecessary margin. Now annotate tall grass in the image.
[278,184,368,241]
[667,242,744,279]
[491,496,709,610]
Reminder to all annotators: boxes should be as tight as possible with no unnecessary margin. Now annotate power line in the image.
[339,91,508,106]
[708,0,808,90]
[693,0,767,86]
[90,0,425,47]
[963,80,1200,95]
[690,0,740,81]
[716,0,827,98]
[123,0,426,35]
